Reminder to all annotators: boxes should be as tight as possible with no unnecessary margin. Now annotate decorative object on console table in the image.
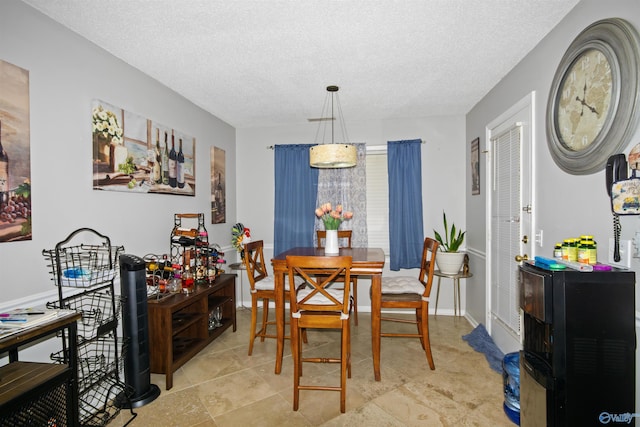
[170,213,210,285]
[434,211,466,274]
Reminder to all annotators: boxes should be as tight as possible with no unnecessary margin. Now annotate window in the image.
[366,147,389,253]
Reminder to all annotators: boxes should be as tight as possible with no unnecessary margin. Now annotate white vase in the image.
[324,229,340,254]
[436,251,466,275]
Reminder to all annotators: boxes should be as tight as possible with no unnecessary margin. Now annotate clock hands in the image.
[575,81,599,116]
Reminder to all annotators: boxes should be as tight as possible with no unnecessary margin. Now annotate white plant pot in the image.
[324,229,340,254]
[436,251,466,275]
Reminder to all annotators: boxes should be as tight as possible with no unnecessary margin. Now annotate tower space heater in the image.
[117,254,161,408]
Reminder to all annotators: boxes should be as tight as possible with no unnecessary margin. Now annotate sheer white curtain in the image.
[314,143,368,247]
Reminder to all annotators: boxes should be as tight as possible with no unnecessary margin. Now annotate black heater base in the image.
[115,384,161,409]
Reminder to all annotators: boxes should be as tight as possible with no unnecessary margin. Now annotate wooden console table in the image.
[0,310,81,426]
[147,274,236,390]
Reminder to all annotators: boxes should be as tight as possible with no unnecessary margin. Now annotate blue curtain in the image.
[388,139,424,270]
[274,144,319,256]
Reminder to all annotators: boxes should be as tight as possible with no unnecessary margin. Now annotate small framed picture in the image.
[471,137,480,195]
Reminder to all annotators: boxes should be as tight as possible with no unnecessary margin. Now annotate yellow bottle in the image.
[567,238,578,262]
[584,235,597,264]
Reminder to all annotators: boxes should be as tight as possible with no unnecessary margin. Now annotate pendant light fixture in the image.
[309,85,357,168]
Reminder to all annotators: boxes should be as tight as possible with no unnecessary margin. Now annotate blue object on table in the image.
[0,317,26,322]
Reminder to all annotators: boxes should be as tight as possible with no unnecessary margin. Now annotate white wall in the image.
[465,0,640,410]
[236,116,466,309]
[0,1,237,306]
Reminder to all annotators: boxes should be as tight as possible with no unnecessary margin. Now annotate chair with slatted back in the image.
[316,230,358,325]
[243,239,305,355]
[286,255,352,413]
[376,237,439,370]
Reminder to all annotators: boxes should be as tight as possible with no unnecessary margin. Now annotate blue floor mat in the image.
[462,324,505,373]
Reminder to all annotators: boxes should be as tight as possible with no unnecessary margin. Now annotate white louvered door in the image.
[486,93,534,353]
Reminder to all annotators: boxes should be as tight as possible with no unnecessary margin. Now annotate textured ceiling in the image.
[21,0,579,128]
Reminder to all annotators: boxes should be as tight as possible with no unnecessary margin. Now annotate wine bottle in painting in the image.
[147,131,157,183]
[162,131,169,185]
[154,128,162,184]
[0,121,9,205]
[169,132,177,188]
[177,138,185,188]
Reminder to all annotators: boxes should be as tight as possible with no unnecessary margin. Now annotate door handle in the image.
[515,254,529,262]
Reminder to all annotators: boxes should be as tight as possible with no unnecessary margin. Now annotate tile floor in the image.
[113,308,516,426]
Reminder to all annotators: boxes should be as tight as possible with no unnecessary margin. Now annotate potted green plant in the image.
[433,211,466,274]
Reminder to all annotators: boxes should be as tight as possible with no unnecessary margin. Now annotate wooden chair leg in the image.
[291,317,300,411]
[415,308,425,350]
[420,305,435,370]
[346,320,351,379]
[340,320,349,413]
[248,296,258,356]
[260,298,270,342]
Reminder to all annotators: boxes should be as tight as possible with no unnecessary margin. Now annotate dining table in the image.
[271,246,386,381]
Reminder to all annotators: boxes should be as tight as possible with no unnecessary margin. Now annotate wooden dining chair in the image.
[316,230,358,325]
[286,255,353,413]
[376,237,439,370]
[243,239,305,355]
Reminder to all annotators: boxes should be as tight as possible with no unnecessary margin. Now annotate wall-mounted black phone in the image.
[606,154,628,262]
[606,153,627,197]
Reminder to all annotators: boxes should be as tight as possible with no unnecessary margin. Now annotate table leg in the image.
[456,278,461,316]
[371,273,382,381]
[435,276,442,315]
[274,269,285,375]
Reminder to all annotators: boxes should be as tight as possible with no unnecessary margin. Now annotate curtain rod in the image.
[266,140,426,150]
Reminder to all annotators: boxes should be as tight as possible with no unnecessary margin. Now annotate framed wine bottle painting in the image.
[0,59,32,242]
[91,99,196,196]
[210,146,226,224]
[471,137,480,195]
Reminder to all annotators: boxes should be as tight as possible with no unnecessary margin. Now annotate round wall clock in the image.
[546,18,640,175]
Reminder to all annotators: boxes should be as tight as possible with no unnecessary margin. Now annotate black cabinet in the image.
[519,263,636,426]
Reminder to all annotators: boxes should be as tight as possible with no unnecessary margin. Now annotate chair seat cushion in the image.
[255,274,305,291]
[381,276,424,295]
[297,287,345,305]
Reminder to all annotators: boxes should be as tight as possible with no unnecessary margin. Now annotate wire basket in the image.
[77,375,136,427]
[43,244,123,288]
[51,333,127,393]
[46,285,121,342]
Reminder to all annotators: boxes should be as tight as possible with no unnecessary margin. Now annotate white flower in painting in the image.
[92,105,123,144]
